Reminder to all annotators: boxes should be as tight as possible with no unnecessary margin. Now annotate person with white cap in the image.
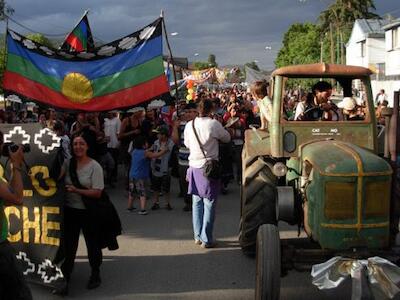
[338,97,364,121]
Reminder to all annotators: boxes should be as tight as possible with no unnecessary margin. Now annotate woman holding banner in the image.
[56,133,105,295]
[0,131,33,299]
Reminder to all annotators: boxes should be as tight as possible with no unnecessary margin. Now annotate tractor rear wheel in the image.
[255,224,281,300]
[239,150,277,255]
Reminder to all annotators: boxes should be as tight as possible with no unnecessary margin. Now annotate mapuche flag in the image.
[3,18,170,111]
[60,13,94,52]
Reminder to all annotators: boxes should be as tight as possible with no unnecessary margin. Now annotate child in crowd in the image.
[150,126,175,211]
[128,135,168,215]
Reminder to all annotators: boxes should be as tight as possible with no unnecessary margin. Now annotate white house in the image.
[346,19,388,69]
[376,18,400,106]
[384,19,400,76]
[346,19,400,106]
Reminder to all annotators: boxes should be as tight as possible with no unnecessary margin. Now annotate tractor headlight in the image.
[325,181,356,219]
[365,181,390,218]
[273,162,287,177]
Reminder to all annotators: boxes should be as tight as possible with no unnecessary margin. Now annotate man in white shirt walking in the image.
[104,110,121,186]
[375,89,387,106]
[184,99,231,248]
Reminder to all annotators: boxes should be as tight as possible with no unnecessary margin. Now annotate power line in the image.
[6,15,107,44]
[382,8,400,16]
[12,12,72,32]
[7,15,69,36]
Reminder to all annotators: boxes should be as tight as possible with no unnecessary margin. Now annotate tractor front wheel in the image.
[239,151,277,255]
[255,224,281,300]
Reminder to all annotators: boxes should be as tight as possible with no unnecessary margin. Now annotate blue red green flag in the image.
[60,13,94,53]
[3,18,170,111]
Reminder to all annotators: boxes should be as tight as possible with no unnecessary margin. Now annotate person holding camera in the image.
[184,99,231,248]
[150,126,175,211]
[223,102,246,185]
[0,132,33,300]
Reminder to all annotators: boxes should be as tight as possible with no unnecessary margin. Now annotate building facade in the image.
[346,19,400,106]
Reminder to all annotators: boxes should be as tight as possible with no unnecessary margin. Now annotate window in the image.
[393,27,400,49]
[360,40,366,57]
[376,63,386,81]
[283,78,369,123]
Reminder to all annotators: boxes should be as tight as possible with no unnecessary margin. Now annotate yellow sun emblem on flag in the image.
[61,73,93,104]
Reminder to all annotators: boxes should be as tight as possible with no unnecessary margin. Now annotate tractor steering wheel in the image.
[303,106,339,121]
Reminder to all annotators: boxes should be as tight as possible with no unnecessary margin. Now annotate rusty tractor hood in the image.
[300,140,392,176]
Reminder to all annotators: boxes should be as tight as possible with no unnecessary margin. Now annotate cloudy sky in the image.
[5,0,399,69]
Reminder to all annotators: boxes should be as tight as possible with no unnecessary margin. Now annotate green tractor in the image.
[239,63,398,299]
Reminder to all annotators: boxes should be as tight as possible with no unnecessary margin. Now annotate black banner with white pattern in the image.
[0,123,66,288]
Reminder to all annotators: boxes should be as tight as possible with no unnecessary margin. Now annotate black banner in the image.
[0,123,66,288]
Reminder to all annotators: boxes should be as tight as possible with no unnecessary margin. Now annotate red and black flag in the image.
[60,12,94,53]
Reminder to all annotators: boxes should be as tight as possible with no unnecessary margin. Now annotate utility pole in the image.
[330,22,335,65]
[320,39,324,63]
[336,26,340,64]
[340,31,345,65]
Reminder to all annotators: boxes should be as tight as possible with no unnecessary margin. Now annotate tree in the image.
[244,61,260,71]
[193,61,210,70]
[26,33,54,48]
[319,0,378,30]
[275,23,322,89]
[275,23,321,67]
[208,54,217,67]
[318,0,379,64]
[0,46,5,94]
[0,1,14,21]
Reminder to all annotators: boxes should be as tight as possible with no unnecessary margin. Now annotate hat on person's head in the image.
[338,97,357,111]
[153,126,169,136]
[127,107,145,113]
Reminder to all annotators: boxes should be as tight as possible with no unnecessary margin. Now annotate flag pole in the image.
[160,10,179,104]
[3,15,9,110]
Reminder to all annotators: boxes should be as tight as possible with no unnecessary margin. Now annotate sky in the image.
[5,0,400,70]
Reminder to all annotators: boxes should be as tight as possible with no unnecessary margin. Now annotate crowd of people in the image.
[0,85,264,297]
[0,84,264,200]
[0,80,393,298]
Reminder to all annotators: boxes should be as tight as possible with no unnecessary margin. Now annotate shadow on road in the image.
[63,249,255,298]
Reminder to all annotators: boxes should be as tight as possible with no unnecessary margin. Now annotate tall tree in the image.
[319,0,379,31]
[0,1,14,21]
[208,54,217,67]
[244,61,260,71]
[193,61,210,70]
[275,23,322,89]
[275,23,321,67]
[318,0,379,64]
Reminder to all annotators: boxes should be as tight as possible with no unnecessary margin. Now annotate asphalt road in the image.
[30,177,352,300]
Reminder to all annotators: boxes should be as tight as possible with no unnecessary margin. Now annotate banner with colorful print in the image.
[3,18,170,111]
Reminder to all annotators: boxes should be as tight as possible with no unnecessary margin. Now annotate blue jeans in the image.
[192,194,217,245]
